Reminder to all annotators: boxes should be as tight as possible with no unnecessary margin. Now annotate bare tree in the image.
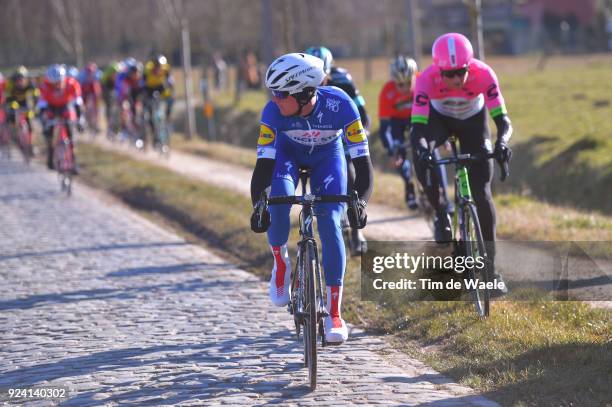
[49,0,84,65]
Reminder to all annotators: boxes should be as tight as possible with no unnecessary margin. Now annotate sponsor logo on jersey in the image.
[415,93,429,106]
[323,175,334,189]
[345,119,366,143]
[285,129,340,146]
[258,123,275,146]
[325,98,341,112]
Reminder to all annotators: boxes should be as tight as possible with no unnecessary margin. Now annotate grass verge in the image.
[78,142,612,406]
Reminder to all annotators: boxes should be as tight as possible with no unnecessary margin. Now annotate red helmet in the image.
[432,33,473,70]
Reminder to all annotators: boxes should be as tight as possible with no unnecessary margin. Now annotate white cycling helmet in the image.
[46,64,66,84]
[265,53,326,94]
[390,56,418,83]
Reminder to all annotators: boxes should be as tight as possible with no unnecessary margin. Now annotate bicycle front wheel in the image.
[303,240,318,391]
[461,203,490,318]
[18,122,32,165]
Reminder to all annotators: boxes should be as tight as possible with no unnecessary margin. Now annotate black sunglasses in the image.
[271,90,290,99]
[441,67,468,78]
[271,87,315,102]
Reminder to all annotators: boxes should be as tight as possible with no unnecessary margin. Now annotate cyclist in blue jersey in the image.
[305,46,369,255]
[250,53,373,344]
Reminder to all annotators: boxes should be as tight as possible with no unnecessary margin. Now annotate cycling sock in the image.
[271,244,290,290]
[327,285,343,326]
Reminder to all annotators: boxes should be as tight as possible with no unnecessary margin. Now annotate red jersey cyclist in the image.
[38,64,84,172]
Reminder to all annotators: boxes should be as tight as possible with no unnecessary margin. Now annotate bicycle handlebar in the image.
[432,152,509,182]
[43,118,75,130]
[254,189,363,230]
[268,194,351,205]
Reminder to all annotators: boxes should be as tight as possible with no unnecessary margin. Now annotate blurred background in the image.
[1,0,611,66]
[1,0,611,221]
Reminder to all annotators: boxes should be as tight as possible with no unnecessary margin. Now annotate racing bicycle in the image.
[10,104,34,165]
[256,167,360,390]
[428,135,508,317]
[84,93,100,136]
[145,91,170,156]
[46,117,76,196]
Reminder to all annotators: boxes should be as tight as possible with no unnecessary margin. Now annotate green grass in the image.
[78,142,612,407]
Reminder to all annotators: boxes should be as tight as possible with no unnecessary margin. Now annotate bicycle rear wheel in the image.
[461,203,490,318]
[18,121,32,165]
[54,143,66,191]
[416,182,435,231]
[303,240,318,391]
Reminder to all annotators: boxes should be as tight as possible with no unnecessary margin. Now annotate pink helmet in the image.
[432,33,473,70]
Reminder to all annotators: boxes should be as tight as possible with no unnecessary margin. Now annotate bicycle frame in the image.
[293,171,327,337]
[448,138,474,240]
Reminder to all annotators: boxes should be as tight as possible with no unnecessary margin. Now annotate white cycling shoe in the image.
[325,285,348,343]
[325,315,348,343]
[269,244,291,307]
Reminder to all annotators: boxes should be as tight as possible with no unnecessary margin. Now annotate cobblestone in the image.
[0,156,499,406]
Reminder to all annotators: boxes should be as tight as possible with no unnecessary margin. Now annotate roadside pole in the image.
[181,17,196,139]
[405,0,422,66]
[469,0,485,60]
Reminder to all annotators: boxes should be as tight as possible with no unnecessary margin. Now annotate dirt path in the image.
[91,136,433,241]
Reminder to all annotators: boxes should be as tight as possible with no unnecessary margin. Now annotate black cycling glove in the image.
[494,140,512,163]
[250,202,270,233]
[347,198,367,229]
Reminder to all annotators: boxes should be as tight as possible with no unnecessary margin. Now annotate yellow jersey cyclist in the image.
[143,54,174,144]
[5,66,39,138]
[250,53,373,343]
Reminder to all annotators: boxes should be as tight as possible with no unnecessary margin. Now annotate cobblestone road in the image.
[0,156,498,406]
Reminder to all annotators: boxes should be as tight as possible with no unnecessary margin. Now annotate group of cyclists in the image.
[0,54,175,171]
[250,33,513,344]
[1,33,514,344]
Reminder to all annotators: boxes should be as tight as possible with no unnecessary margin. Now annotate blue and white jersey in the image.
[257,86,369,161]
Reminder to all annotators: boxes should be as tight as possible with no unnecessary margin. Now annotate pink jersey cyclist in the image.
[409,33,513,293]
